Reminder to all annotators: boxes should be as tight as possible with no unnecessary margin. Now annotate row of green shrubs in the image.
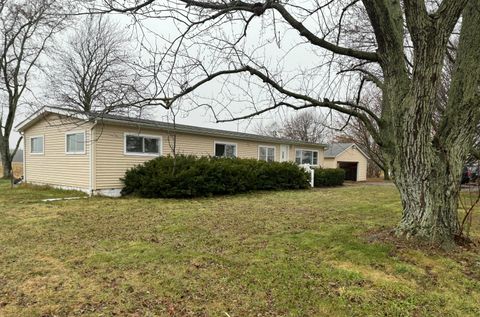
[121,155,309,198]
[314,168,345,187]
[121,155,345,198]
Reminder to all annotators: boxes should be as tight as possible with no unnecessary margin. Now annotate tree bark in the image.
[0,138,12,179]
[383,167,390,181]
[394,156,461,245]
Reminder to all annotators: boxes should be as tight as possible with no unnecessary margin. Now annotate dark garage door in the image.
[338,162,358,181]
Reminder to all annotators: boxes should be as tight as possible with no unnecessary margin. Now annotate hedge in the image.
[121,155,310,198]
[314,168,345,187]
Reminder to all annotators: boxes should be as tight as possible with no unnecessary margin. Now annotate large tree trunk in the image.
[394,157,462,245]
[383,166,390,181]
[0,139,12,179]
[370,0,480,246]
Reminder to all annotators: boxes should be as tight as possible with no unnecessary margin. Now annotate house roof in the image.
[324,143,370,159]
[16,106,327,148]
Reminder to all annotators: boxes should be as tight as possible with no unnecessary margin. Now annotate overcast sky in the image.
[9,4,343,149]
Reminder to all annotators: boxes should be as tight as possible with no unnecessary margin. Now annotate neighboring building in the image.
[324,143,369,181]
[16,107,329,196]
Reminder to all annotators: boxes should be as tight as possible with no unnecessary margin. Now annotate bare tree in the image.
[0,0,66,178]
[256,110,327,143]
[49,15,143,114]
[335,93,389,179]
[99,0,480,246]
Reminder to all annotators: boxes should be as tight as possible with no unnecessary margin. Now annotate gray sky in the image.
[10,5,343,149]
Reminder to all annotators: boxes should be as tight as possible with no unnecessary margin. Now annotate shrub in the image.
[121,155,310,198]
[314,168,345,187]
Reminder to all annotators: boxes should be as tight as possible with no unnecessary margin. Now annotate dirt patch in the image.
[363,226,478,253]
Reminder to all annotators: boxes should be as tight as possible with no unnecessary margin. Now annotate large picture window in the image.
[295,149,319,165]
[66,132,85,154]
[30,136,44,154]
[259,146,275,162]
[215,142,237,158]
[125,134,161,155]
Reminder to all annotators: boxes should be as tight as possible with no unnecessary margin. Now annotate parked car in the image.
[461,166,470,184]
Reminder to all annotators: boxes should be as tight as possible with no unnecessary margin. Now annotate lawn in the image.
[0,180,479,316]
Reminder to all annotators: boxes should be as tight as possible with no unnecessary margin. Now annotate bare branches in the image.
[0,0,66,178]
[48,15,145,115]
[270,1,378,62]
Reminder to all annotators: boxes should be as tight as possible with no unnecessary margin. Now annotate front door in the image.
[280,145,289,162]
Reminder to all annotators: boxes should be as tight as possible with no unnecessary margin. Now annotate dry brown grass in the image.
[0,162,23,178]
[0,181,479,316]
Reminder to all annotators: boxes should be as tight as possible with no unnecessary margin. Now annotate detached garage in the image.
[323,143,369,181]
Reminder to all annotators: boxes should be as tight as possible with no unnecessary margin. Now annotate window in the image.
[215,142,237,158]
[295,149,318,165]
[259,146,275,162]
[125,134,161,155]
[66,132,85,154]
[30,136,44,154]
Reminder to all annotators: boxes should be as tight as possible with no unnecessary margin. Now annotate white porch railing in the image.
[300,164,315,188]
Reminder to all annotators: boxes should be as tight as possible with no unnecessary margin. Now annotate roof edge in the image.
[16,106,327,148]
[15,106,89,132]
[324,143,370,159]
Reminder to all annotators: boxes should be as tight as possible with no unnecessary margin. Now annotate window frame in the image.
[295,148,319,166]
[124,133,163,156]
[258,145,276,162]
[65,130,86,155]
[213,141,238,158]
[30,135,44,155]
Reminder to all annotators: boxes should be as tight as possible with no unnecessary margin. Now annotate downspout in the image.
[89,120,97,196]
[21,132,25,182]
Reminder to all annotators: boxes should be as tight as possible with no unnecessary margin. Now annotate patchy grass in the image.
[0,181,479,316]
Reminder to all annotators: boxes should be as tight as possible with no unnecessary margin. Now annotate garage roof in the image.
[325,143,370,159]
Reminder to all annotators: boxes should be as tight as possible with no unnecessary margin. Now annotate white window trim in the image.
[213,141,238,158]
[124,132,163,156]
[30,135,44,155]
[295,148,320,166]
[65,130,86,155]
[258,145,276,162]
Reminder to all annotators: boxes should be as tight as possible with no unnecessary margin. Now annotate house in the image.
[16,106,329,196]
[323,143,369,181]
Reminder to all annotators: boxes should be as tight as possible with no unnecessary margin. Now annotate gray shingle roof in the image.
[19,106,326,148]
[324,143,354,158]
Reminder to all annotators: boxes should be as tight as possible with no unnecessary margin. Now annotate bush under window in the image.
[121,155,310,198]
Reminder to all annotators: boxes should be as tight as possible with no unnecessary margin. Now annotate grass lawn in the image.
[0,180,479,316]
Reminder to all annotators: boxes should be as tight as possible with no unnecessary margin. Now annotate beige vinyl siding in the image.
[94,123,321,190]
[323,146,368,181]
[23,114,92,190]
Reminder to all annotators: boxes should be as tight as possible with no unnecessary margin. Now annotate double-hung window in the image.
[295,149,318,165]
[30,136,44,154]
[125,134,161,155]
[214,142,237,158]
[66,132,85,154]
[259,146,275,162]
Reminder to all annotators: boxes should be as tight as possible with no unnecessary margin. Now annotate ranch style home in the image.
[16,106,368,196]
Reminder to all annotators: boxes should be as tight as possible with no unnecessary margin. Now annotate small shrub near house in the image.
[121,155,310,198]
[314,168,345,187]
